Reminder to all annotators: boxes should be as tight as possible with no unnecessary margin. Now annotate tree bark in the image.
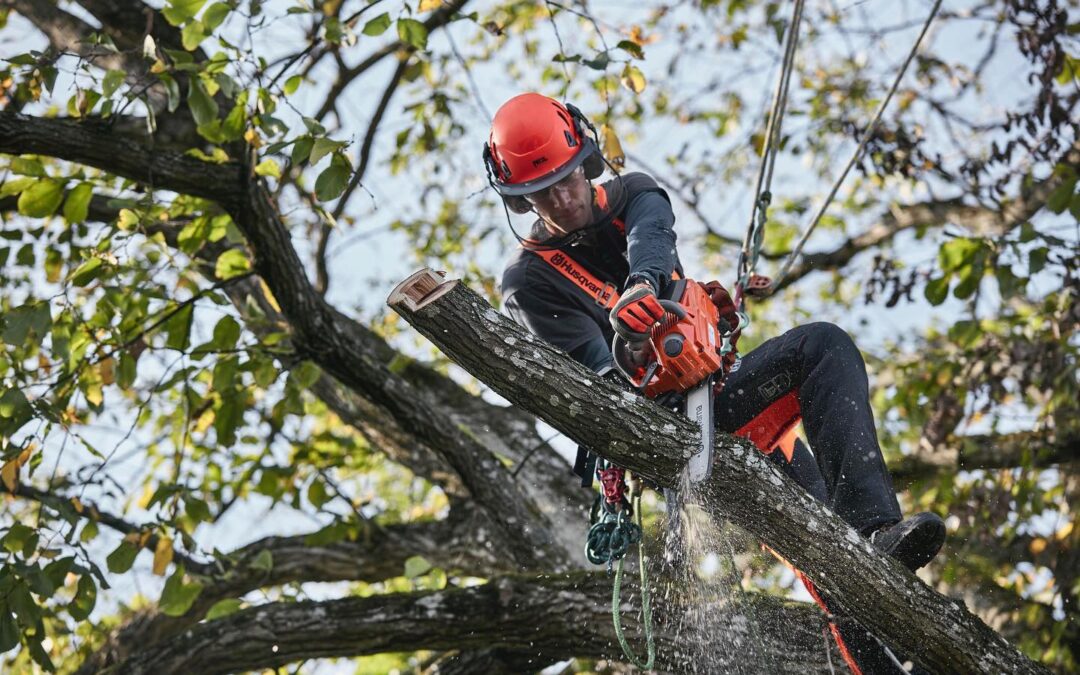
[111,573,839,674]
[387,269,1049,675]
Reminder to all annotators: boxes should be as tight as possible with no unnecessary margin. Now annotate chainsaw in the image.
[610,278,735,485]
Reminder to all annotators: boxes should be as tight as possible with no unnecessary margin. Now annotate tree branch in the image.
[772,138,1080,291]
[77,507,507,674]
[387,270,1048,674]
[312,0,469,123]
[110,573,839,674]
[891,428,1080,484]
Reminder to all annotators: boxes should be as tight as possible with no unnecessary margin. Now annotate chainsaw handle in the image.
[657,299,687,320]
[610,301,685,386]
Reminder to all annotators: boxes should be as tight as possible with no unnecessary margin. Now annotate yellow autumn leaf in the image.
[620,65,646,94]
[1029,537,1047,555]
[418,0,444,10]
[99,357,116,385]
[85,380,104,406]
[260,279,282,313]
[71,496,84,513]
[153,536,174,576]
[139,531,153,548]
[1,460,18,492]
[600,124,625,171]
[1056,521,1073,541]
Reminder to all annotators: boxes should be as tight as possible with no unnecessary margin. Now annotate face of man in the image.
[525,166,593,235]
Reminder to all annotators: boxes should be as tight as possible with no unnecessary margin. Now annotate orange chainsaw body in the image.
[632,280,724,398]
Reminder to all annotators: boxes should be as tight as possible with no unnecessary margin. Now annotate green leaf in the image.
[616,39,645,59]
[291,136,314,166]
[205,598,243,620]
[202,2,231,31]
[0,603,18,652]
[17,179,65,218]
[953,265,982,299]
[159,73,182,112]
[254,158,281,179]
[0,388,33,437]
[70,257,104,287]
[362,13,391,36]
[187,76,219,127]
[924,275,949,306]
[314,154,351,202]
[181,20,207,51]
[0,176,36,198]
[404,555,432,578]
[159,567,204,616]
[938,237,982,272]
[106,541,139,573]
[68,574,97,621]
[293,360,321,388]
[212,315,241,349]
[63,182,94,223]
[308,137,342,166]
[283,75,302,95]
[10,157,45,177]
[397,18,429,50]
[1029,246,1049,275]
[117,208,140,231]
[2,523,35,554]
[1046,178,1076,214]
[102,69,125,98]
[214,248,252,280]
[307,478,330,508]
[162,0,207,26]
[163,304,195,351]
[249,549,273,572]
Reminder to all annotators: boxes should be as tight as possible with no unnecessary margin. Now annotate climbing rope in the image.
[610,490,655,671]
[768,0,944,290]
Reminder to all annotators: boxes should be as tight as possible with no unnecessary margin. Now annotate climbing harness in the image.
[585,462,655,670]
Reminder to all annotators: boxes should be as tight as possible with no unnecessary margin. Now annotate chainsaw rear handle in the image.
[610,300,687,384]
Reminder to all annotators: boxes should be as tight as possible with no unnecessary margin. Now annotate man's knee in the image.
[796,321,860,362]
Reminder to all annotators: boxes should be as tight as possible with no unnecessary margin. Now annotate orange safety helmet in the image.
[483,93,606,202]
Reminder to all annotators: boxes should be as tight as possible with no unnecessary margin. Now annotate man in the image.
[487,93,944,672]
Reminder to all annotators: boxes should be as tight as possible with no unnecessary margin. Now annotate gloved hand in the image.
[610,282,665,343]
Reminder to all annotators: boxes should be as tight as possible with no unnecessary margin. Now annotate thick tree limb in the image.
[76,508,505,675]
[387,270,1048,674]
[2,0,126,71]
[111,573,839,674]
[891,428,1080,483]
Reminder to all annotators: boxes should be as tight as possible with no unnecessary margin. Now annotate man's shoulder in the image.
[601,171,669,208]
[501,247,554,299]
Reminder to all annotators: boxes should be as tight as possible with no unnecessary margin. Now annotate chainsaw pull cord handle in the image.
[610,300,687,386]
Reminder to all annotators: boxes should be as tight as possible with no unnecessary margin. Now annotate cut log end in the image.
[387,268,458,312]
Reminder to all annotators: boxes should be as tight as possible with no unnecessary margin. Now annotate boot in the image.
[870,512,946,571]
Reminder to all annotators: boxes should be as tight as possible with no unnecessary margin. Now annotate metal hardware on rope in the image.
[770,0,943,290]
[738,0,805,298]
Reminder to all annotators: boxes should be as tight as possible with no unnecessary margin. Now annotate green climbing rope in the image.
[611,490,656,670]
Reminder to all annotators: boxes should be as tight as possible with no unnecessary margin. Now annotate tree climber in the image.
[484,92,946,672]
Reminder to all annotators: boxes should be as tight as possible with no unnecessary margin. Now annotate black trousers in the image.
[715,321,902,533]
[717,322,917,673]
